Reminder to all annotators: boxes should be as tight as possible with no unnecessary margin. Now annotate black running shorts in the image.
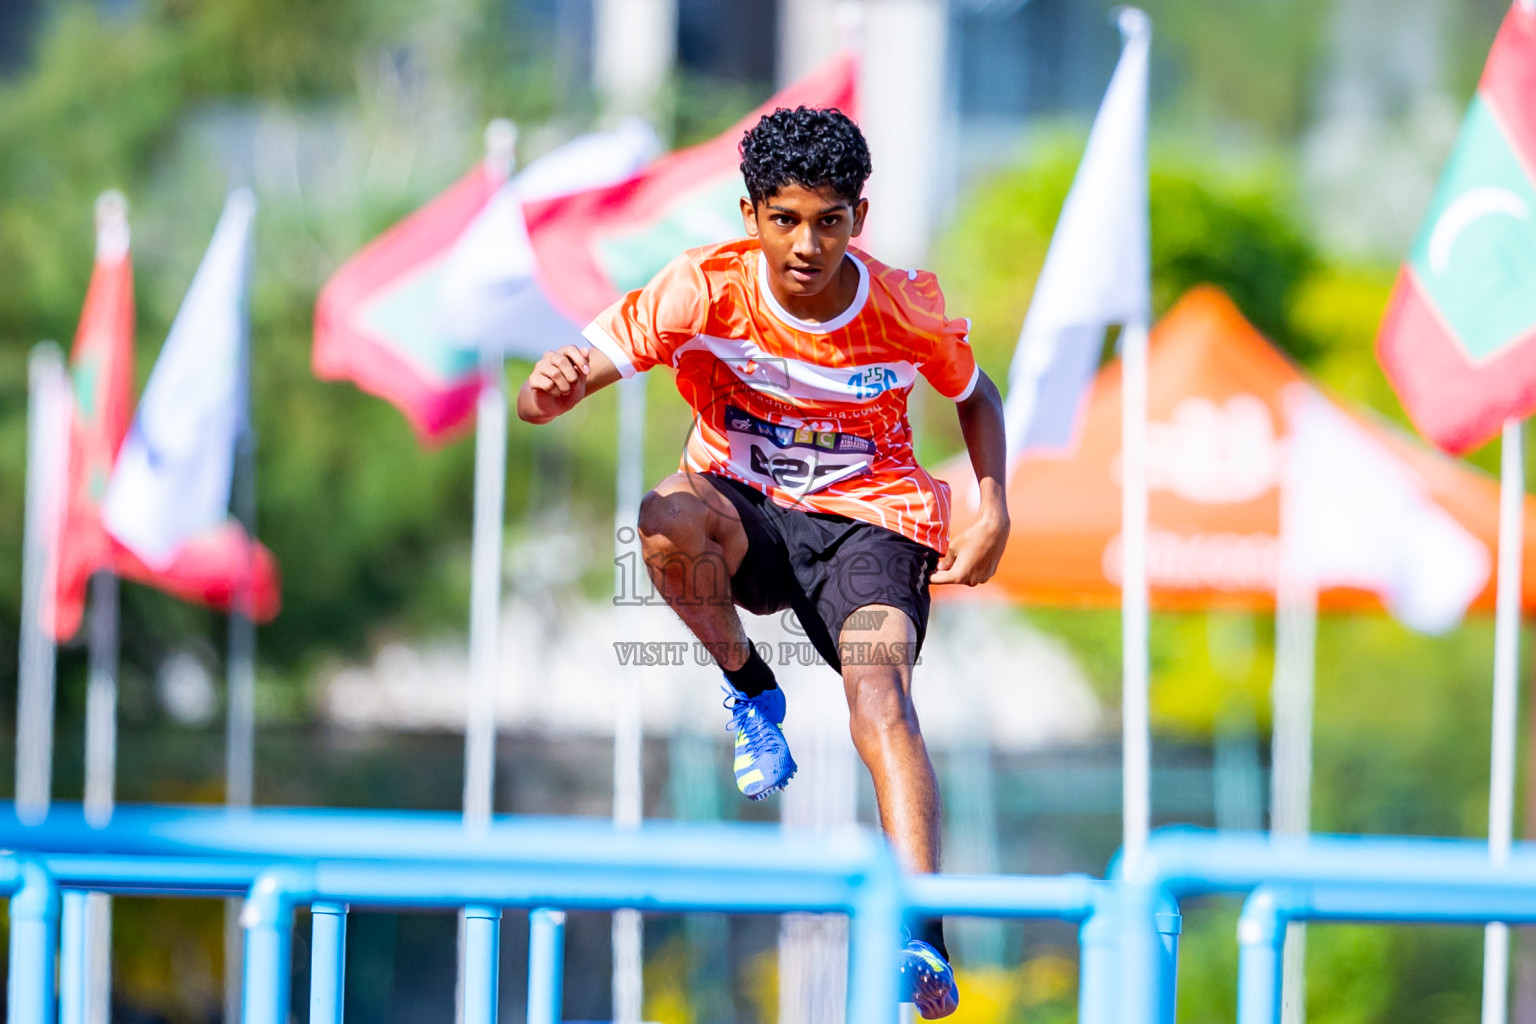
[703,473,941,673]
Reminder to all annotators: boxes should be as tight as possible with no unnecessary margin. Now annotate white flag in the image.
[437,118,661,359]
[1281,385,1490,634]
[104,189,254,570]
[1004,9,1151,458]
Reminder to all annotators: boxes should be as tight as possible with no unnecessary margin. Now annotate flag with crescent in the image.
[52,194,135,640]
[313,163,502,444]
[1377,3,1536,454]
[315,124,659,443]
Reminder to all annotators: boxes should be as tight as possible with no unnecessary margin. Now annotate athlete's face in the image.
[742,183,868,303]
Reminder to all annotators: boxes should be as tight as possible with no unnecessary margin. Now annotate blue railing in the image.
[1116,829,1536,1024]
[2,805,1534,1024]
[0,804,1156,1024]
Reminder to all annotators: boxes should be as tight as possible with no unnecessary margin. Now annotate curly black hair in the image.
[739,106,872,207]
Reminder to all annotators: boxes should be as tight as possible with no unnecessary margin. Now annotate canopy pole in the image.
[1272,572,1318,1024]
[1484,417,1525,1024]
[1121,318,1151,866]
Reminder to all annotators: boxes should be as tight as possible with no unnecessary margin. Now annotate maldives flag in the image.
[1377,3,1536,454]
[525,52,859,323]
[52,193,135,640]
[314,162,504,444]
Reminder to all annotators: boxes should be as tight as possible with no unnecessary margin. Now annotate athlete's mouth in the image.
[786,264,821,282]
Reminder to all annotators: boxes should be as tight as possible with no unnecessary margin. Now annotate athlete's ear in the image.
[850,197,869,238]
[740,197,761,238]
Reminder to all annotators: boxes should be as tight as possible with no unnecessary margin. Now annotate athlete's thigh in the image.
[647,471,751,575]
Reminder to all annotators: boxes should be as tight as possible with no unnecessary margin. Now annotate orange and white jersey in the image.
[585,239,979,553]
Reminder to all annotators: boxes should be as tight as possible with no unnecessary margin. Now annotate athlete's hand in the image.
[930,510,1010,586]
[519,345,592,423]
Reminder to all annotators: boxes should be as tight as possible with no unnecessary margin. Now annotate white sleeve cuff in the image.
[951,364,981,402]
[582,323,637,379]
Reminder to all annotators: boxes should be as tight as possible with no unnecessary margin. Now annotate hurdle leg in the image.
[309,902,347,1024]
[8,861,60,1024]
[1078,889,1118,1024]
[526,908,565,1024]
[463,905,502,1024]
[1236,888,1288,1024]
[1156,897,1183,1024]
[846,864,903,1024]
[60,891,87,1024]
[243,874,297,1024]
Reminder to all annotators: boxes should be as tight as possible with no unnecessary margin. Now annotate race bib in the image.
[723,405,875,497]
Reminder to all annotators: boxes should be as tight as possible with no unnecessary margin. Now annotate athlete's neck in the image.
[765,253,861,325]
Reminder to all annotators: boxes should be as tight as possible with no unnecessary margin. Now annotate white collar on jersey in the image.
[756,251,870,334]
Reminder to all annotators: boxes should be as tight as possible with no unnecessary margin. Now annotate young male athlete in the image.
[516,106,1009,1018]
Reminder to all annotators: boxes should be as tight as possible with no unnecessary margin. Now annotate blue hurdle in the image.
[38,805,1536,1024]
[0,803,1142,1024]
[1117,829,1536,1024]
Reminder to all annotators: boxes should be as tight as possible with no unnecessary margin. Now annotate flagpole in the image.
[1121,316,1151,866]
[223,187,259,1024]
[1484,416,1525,1024]
[17,342,70,826]
[81,570,118,1024]
[461,118,516,834]
[612,372,646,1024]
[1115,6,1153,871]
[456,119,516,1024]
[81,188,127,1024]
[593,0,671,1001]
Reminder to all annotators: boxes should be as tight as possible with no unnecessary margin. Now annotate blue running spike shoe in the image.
[722,684,796,800]
[900,939,960,1019]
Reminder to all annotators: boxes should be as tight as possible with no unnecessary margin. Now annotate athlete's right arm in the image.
[515,345,623,424]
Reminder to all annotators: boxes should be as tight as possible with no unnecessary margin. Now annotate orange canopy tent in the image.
[939,286,1536,614]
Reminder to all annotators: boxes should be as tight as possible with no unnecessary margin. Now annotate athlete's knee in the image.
[845,669,918,745]
[637,488,707,551]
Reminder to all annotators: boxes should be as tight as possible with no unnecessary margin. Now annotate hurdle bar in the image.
[0,804,1167,1024]
[1118,830,1536,1024]
[1237,882,1536,1024]
[0,805,907,1024]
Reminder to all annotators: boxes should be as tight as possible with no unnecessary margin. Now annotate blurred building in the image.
[0,0,38,76]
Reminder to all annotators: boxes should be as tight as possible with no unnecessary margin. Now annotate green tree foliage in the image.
[922,141,1317,464]
[0,0,541,704]
[935,141,1316,374]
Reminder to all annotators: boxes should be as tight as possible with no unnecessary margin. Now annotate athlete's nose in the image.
[792,223,821,261]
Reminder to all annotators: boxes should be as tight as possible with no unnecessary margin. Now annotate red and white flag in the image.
[52,193,136,640]
[99,190,280,622]
[525,53,860,323]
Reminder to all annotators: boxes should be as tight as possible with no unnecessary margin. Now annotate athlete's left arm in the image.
[931,370,1010,586]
